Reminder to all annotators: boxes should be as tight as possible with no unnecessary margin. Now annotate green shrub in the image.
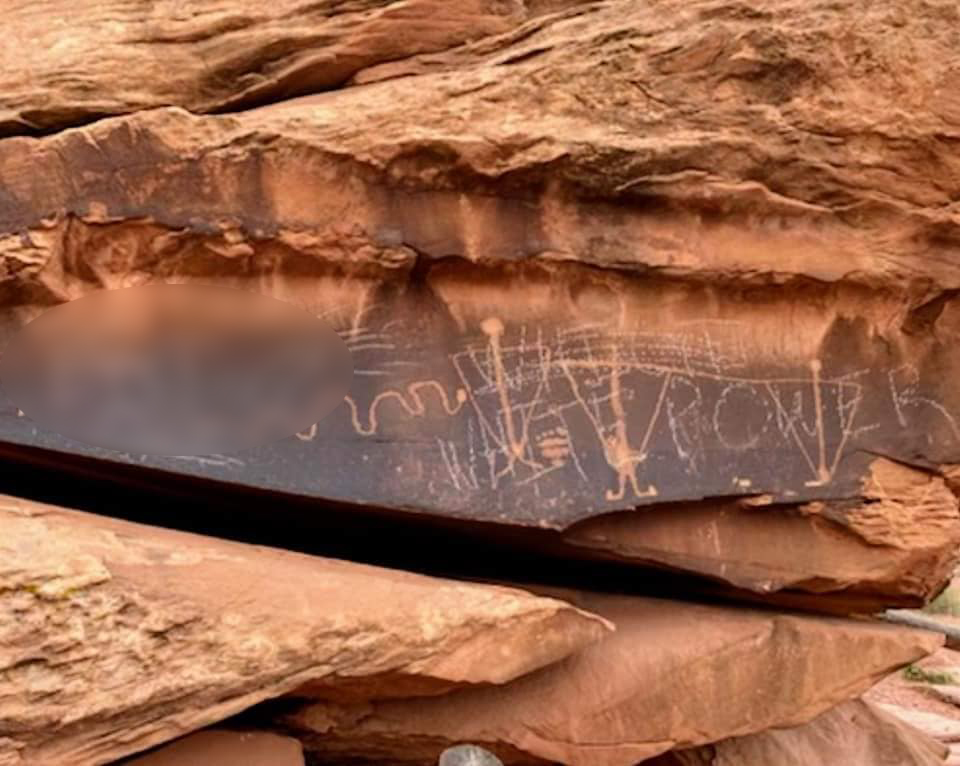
[903,664,958,685]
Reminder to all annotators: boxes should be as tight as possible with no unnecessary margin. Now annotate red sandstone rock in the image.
[121,730,304,766]
[564,458,960,610]
[1,0,960,556]
[0,2,958,763]
[0,495,608,766]
[645,699,948,766]
[3,0,960,286]
[280,590,943,765]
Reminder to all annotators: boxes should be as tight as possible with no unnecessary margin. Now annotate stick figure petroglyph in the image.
[333,314,919,502]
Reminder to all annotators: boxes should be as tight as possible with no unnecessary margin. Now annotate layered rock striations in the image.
[0,495,608,765]
[278,590,943,765]
[1,1,959,764]
[564,458,960,610]
[646,699,950,766]
[1,1,960,544]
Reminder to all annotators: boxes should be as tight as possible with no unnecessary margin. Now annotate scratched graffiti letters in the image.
[336,316,954,504]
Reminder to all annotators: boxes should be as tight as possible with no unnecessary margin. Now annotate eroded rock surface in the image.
[0,1,958,764]
[564,458,960,609]
[0,0,545,134]
[280,590,942,765]
[0,495,608,766]
[646,698,948,766]
[4,0,960,294]
[876,705,960,745]
[1,1,960,534]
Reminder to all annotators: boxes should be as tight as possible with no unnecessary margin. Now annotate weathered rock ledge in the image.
[0,495,608,766]
[278,589,942,765]
[4,0,960,291]
[2,0,960,764]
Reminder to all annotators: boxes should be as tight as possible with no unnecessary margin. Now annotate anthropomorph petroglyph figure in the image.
[439,744,504,766]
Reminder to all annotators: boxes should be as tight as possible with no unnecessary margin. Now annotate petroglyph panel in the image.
[0,267,958,527]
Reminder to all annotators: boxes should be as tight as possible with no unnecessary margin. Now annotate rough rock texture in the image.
[0,495,608,766]
[645,698,948,766]
[2,0,960,535]
[4,0,960,292]
[564,458,960,609]
[279,590,942,765]
[121,730,304,766]
[0,0,544,135]
[1,1,959,764]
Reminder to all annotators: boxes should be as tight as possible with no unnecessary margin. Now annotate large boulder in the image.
[1,0,960,543]
[0,495,608,765]
[279,590,942,765]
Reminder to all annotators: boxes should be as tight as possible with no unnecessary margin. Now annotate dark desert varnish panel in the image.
[0,283,351,455]
[0,263,957,530]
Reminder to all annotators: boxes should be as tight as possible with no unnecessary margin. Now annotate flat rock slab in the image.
[565,458,960,609]
[3,0,960,295]
[281,590,943,766]
[1,255,960,530]
[647,699,948,766]
[0,495,609,766]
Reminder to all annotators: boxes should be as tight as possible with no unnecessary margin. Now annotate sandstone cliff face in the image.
[4,0,960,290]
[2,0,960,282]
[1,1,959,765]
[3,0,960,538]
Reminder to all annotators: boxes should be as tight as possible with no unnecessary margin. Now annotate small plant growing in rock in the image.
[903,664,959,685]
